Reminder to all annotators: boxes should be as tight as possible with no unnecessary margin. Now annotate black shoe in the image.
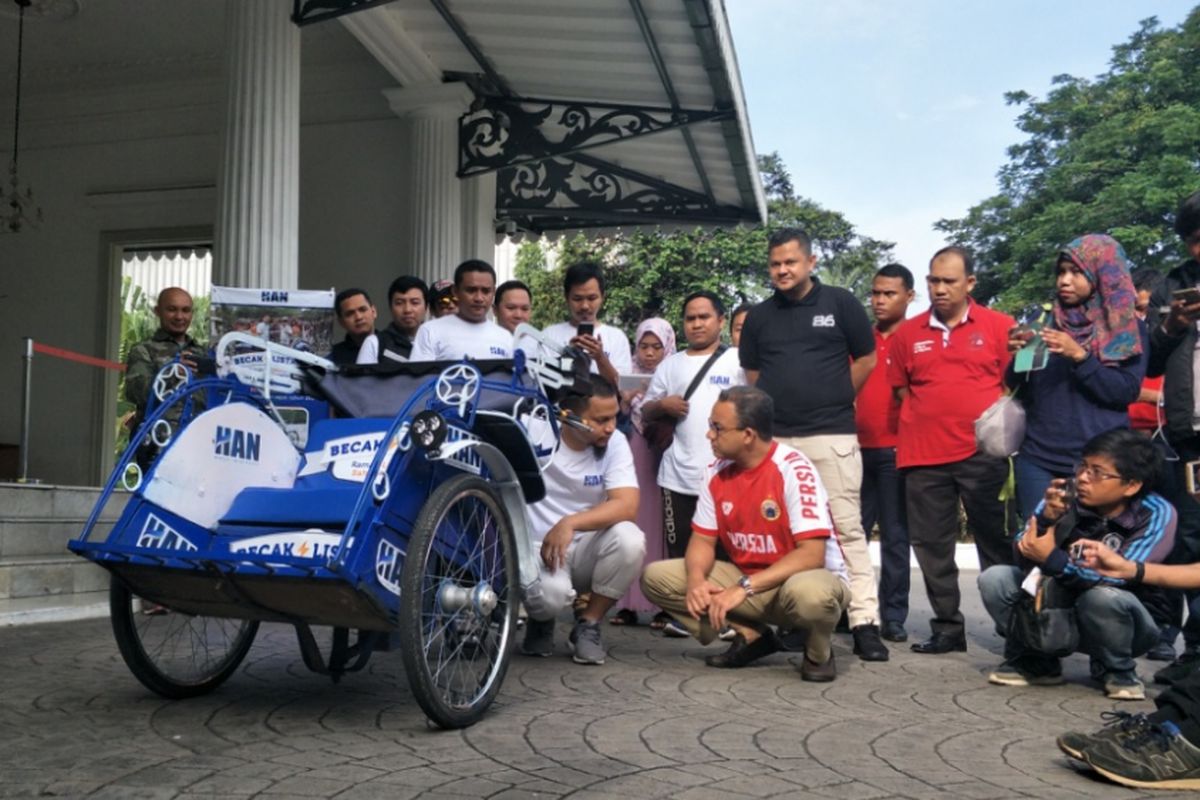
[851,624,889,662]
[880,620,908,642]
[704,630,781,668]
[1145,640,1178,662]
[800,651,837,682]
[911,632,967,654]
[777,627,808,652]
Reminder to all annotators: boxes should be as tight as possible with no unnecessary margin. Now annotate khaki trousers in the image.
[641,558,848,663]
[779,434,880,628]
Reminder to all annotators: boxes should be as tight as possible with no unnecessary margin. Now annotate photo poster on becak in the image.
[209,285,336,355]
[208,285,337,448]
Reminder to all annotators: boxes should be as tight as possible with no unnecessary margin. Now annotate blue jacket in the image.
[1007,320,1148,473]
[1014,493,1177,593]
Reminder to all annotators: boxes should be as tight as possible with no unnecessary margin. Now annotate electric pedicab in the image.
[69,326,582,729]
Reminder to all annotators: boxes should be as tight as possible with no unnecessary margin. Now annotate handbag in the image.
[1007,577,1079,658]
[975,390,1025,458]
[643,345,729,453]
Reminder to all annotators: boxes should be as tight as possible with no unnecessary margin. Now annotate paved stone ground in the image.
[0,572,1172,799]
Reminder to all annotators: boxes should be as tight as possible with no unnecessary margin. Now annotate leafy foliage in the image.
[516,152,895,340]
[936,10,1200,310]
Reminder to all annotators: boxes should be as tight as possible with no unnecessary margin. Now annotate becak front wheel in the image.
[398,473,519,729]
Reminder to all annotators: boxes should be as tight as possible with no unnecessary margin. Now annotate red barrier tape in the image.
[32,342,126,372]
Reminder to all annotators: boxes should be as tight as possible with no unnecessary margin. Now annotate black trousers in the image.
[662,489,699,560]
[904,452,1012,637]
[862,446,910,625]
[1155,670,1200,745]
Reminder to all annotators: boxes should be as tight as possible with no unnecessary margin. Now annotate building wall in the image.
[0,83,412,486]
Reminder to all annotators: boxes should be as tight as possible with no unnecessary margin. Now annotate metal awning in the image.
[294,0,766,235]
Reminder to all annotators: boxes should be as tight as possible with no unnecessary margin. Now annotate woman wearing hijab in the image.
[611,318,676,627]
[1007,234,1148,522]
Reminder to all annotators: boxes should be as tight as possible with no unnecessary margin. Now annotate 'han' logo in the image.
[261,290,288,303]
[214,425,261,462]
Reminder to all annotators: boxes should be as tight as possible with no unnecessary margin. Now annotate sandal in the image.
[609,608,638,626]
[649,611,671,630]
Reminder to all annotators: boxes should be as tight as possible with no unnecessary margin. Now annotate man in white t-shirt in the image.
[642,291,744,560]
[542,262,632,387]
[641,386,849,681]
[521,376,646,665]
[410,260,513,361]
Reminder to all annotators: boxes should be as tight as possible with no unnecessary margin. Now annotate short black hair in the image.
[563,261,606,296]
[930,245,975,276]
[767,227,812,255]
[1175,190,1200,240]
[876,263,914,291]
[1131,267,1164,295]
[495,279,531,307]
[335,288,371,316]
[682,290,726,318]
[718,386,774,440]
[387,275,428,306]
[729,303,752,333]
[559,374,618,415]
[1081,428,1161,499]
[454,259,496,286]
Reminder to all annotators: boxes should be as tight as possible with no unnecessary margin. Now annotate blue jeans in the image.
[1013,454,1069,524]
[979,565,1159,673]
[861,447,909,624]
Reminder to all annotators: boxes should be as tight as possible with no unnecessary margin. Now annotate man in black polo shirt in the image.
[377,275,428,364]
[739,227,888,662]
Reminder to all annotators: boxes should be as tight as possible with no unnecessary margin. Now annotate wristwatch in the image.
[738,575,755,597]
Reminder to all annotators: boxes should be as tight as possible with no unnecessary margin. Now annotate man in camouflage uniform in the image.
[124,287,204,467]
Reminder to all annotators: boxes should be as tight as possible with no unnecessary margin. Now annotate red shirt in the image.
[1129,375,1164,432]
[887,302,1015,468]
[692,442,849,579]
[855,327,901,448]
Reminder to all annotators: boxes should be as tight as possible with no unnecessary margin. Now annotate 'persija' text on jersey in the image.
[691,442,850,580]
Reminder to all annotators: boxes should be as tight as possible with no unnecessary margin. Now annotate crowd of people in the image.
[123,189,1200,790]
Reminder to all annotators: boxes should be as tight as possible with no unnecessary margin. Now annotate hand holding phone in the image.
[1174,287,1200,306]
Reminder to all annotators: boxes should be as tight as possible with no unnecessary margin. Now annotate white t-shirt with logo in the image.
[543,321,633,375]
[643,347,746,495]
[526,429,638,540]
[410,314,513,362]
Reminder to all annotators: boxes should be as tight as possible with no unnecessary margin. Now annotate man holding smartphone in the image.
[977,429,1176,699]
[1143,189,1200,685]
[542,262,633,388]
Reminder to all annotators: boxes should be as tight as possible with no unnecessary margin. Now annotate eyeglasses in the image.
[1074,462,1124,482]
[708,421,745,435]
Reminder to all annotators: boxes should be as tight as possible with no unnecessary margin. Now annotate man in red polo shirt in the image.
[641,386,850,682]
[856,264,915,643]
[888,246,1016,655]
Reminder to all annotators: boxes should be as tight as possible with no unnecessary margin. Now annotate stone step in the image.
[0,591,109,627]
[0,483,128,559]
[0,555,110,600]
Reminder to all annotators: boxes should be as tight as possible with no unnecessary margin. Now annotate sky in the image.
[725,0,1197,309]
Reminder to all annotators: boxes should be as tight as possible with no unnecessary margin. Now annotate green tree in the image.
[937,10,1200,310]
[516,152,895,340]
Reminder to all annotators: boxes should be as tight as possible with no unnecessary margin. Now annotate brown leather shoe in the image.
[800,651,837,682]
[704,630,781,668]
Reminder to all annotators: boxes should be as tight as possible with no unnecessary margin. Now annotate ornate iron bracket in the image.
[496,153,746,233]
[459,96,732,178]
[291,0,394,27]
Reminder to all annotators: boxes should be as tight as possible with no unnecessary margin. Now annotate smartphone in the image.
[1186,459,1200,495]
[1173,287,1200,305]
[576,322,595,338]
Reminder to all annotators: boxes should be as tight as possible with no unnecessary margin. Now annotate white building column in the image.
[213,0,300,289]
[461,172,497,265]
[384,83,477,285]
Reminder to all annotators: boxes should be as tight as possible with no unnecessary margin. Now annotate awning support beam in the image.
[291,0,395,27]
[458,96,732,178]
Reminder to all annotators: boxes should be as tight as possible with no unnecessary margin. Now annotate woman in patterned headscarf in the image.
[1008,233,1148,522]
[611,317,676,627]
